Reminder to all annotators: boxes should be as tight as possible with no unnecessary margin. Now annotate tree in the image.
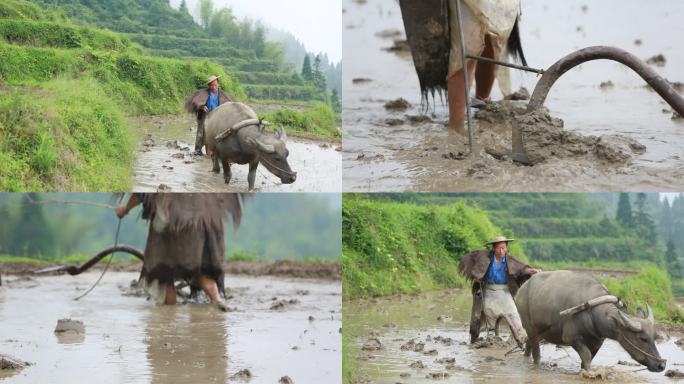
[11,194,56,257]
[312,54,327,92]
[208,7,239,39]
[253,22,266,58]
[198,0,214,30]
[179,0,189,14]
[301,55,312,81]
[666,239,677,264]
[330,88,341,114]
[616,192,633,228]
[633,193,657,245]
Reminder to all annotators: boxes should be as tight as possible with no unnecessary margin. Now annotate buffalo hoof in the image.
[216,301,230,312]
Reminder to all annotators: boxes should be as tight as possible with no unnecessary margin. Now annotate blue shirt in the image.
[206,89,220,112]
[486,253,508,284]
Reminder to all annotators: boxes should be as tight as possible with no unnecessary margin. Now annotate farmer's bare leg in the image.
[447,60,476,133]
[475,35,497,100]
[198,273,228,311]
[164,284,177,305]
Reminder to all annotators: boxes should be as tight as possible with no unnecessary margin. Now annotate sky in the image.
[170,0,342,63]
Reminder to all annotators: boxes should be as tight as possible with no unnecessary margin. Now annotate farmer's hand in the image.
[115,205,128,218]
[202,106,208,113]
[525,267,541,275]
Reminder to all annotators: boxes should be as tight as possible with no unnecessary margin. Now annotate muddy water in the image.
[131,114,342,192]
[345,290,684,383]
[0,272,341,383]
[342,0,684,192]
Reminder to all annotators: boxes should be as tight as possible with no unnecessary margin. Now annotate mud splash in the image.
[131,114,341,192]
[344,289,684,383]
[342,0,684,192]
[0,272,341,383]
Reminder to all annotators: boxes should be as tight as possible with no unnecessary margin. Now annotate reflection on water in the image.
[0,272,341,383]
[145,306,228,384]
[345,289,683,383]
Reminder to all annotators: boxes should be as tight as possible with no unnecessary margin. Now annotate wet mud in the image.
[345,289,684,383]
[131,113,341,192]
[342,0,684,192]
[0,272,341,383]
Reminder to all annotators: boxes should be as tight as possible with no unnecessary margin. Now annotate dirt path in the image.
[0,272,341,383]
[130,113,341,192]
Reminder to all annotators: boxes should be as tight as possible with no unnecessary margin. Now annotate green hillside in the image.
[31,0,336,104]
[342,195,526,299]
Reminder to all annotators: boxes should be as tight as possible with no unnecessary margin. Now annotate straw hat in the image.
[206,75,220,85]
[485,236,515,245]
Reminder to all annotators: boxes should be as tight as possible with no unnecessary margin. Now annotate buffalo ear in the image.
[636,307,646,319]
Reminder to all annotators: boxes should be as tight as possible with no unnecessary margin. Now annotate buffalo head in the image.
[245,128,297,184]
[612,304,666,372]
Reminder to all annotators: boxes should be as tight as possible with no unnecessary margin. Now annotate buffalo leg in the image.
[571,341,593,371]
[531,338,541,364]
[211,152,220,173]
[247,161,258,191]
[588,339,604,360]
[221,157,232,184]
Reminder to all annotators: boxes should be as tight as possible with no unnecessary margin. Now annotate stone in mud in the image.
[384,98,410,111]
[361,338,383,351]
[375,29,402,39]
[405,115,432,124]
[384,39,410,54]
[278,376,294,384]
[504,87,530,101]
[599,80,614,89]
[425,372,450,379]
[409,360,425,369]
[580,368,616,380]
[230,369,252,380]
[382,322,397,328]
[0,354,29,371]
[54,319,85,334]
[270,299,299,310]
[423,349,438,356]
[594,135,645,163]
[352,78,373,84]
[646,54,667,67]
[617,360,640,367]
[436,357,455,364]
[385,118,404,126]
[401,339,424,352]
[675,338,684,347]
[436,315,451,322]
[156,184,171,192]
[171,153,184,159]
[665,369,684,378]
[433,336,453,346]
[673,112,682,121]
[399,372,411,378]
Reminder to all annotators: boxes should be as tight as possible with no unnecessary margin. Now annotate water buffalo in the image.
[515,270,666,372]
[204,102,297,191]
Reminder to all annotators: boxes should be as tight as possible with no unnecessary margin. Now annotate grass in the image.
[342,197,526,300]
[0,78,135,191]
[262,103,340,139]
[604,266,684,324]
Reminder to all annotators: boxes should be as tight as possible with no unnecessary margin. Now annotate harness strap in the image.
[216,118,270,142]
[559,295,624,316]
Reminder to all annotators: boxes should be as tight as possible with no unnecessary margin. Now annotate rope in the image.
[620,332,666,364]
[73,218,122,301]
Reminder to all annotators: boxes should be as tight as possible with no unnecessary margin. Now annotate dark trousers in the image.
[469,281,484,343]
[194,111,206,152]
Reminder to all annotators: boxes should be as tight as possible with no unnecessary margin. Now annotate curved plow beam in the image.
[526,46,684,115]
[33,244,144,276]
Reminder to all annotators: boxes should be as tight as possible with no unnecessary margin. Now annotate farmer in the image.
[458,236,539,345]
[115,193,246,311]
[399,0,526,133]
[185,75,235,156]
[447,0,525,132]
